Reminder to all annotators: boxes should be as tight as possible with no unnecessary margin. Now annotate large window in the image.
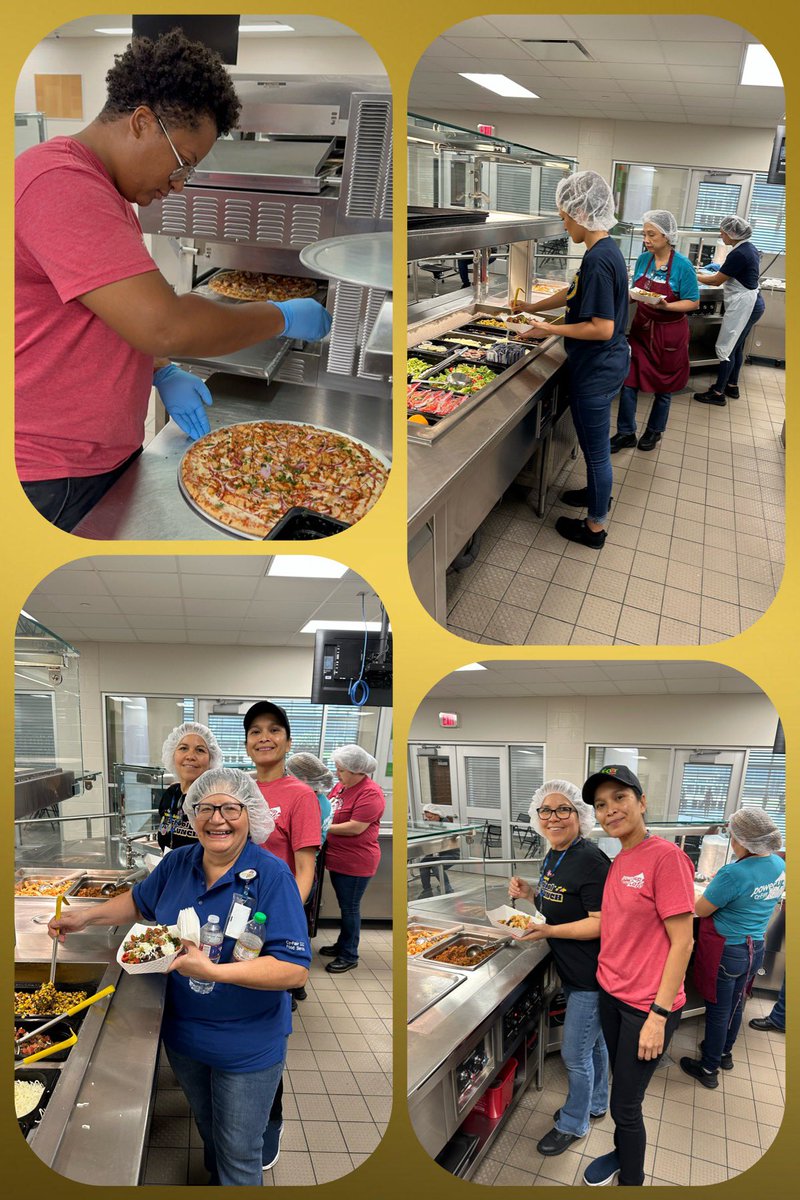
[748,173,786,255]
[741,750,786,840]
[509,745,545,818]
[15,692,57,771]
[586,746,673,820]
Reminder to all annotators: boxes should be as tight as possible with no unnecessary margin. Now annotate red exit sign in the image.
[439,712,459,728]
[477,123,495,136]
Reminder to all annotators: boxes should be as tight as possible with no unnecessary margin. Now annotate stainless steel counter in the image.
[15,898,165,1184]
[407,901,549,1095]
[73,378,392,541]
[319,826,393,922]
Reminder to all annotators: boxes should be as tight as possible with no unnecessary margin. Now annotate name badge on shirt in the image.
[224,893,252,939]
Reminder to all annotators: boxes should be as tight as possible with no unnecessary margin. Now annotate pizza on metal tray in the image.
[180,422,388,538]
[208,270,318,302]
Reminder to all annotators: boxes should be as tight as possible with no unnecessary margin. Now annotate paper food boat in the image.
[116,923,183,975]
[485,904,547,940]
[630,287,663,307]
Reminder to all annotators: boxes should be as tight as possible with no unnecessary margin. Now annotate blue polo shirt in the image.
[564,236,631,399]
[132,840,311,1071]
[704,853,785,945]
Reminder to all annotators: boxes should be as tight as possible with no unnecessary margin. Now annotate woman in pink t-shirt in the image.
[580,765,694,1189]
[319,745,386,973]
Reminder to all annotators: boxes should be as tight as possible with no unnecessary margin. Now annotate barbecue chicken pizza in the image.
[180,422,388,538]
[208,270,318,302]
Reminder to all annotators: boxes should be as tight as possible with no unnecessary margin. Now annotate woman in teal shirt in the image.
[681,808,784,1087]
[611,209,699,453]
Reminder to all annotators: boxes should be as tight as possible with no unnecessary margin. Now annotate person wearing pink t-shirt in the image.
[319,745,386,973]
[242,699,321,1173]
[15,30,331,532]
[580,765,694,1189]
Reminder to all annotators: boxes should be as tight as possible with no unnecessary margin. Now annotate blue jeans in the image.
[617,385,671,436]
[569,387,618,524]
[165,1042,285,1185]
[701,939,765,1071]
[714,299,765,391]
[556,986,609,1137]
[769,977,786,1029]
[328,870,371,962]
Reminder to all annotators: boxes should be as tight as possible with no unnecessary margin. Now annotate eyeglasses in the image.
[155,115,196,183]
[537,805,577,820]
[192,802,246,820]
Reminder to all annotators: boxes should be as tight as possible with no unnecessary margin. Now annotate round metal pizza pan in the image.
[177,419,391,540]
[300,233,391,293]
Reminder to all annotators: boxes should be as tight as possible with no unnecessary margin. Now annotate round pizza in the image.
[208,270,318,302]
[180,421,388,538]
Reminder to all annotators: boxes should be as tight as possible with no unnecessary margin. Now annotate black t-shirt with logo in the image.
[157,782,199,851]
[563,236,631,400]
[538,838,611,991]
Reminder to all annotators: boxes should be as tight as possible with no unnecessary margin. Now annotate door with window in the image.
[686,170,753,230]
[668,750,746,824]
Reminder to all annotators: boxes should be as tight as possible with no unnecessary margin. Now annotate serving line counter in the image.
[319,822,393,922]
[73,378,391,539]
[407,898,553,1178]
[15,894,164,1184]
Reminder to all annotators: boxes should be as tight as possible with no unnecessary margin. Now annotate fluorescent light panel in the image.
[740,44,782,87]
[94,24,295,36]
[459,73,539,99]
[300,620,387,633]
[267,557,347,579]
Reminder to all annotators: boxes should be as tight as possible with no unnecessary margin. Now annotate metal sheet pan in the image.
[177,418,391,540]
[190,139,335,193]
[407,920,464,958]
[408,963,467,1023]
[421,932,508,972]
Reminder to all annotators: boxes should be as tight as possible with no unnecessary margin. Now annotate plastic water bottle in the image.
[190,915,223,994]
[232,912,267,961]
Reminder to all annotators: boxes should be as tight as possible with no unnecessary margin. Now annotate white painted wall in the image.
[15,36,385,135]
[418,108,776,176]
[410,692,778,786]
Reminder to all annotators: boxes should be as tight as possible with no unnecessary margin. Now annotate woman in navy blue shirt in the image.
[694,215,765,405]
[515,171,630,551]
[50,767,311,1186]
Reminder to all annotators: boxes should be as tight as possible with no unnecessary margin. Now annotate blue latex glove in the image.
[273,298,333,342]
[154,364,213,441]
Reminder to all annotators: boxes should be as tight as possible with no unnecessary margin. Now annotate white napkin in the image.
[177,907,201,946]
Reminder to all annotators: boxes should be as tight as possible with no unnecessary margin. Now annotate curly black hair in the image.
[99,29,241,134]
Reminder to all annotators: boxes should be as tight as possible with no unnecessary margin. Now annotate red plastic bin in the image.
[471,1056,518,1120]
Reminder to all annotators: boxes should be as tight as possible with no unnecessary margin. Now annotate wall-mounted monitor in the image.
[132,15,239,65]
[311,630,393,707]
[767,124,785,187]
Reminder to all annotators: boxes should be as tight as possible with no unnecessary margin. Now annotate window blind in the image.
[740,750,786,838]
[510,746,545,819]
[748,173,785,255]
[677,763,732,822]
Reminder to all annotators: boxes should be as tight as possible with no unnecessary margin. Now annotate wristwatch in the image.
[649,1002,670,1018]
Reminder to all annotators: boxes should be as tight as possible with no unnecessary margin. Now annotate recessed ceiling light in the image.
[268,557,347,579]
[300,620,387,634]
[459,74,539,100]
[740,45,782,87]
[94,28,133,35]
[239,24,295,33]
[454,663,487,671]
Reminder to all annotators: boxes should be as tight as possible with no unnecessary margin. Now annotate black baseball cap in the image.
[243,701,291,738]
[582,764,643,805]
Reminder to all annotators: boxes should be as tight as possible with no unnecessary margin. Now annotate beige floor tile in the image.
[526,614,575,645]
[570,626,615,645]
[691,1129,728,1166]
[652,1147,692,1185]
[690,1158,730,1185]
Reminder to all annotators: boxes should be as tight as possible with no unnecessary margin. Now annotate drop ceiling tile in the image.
[484,16,578,40]
[674,82,737,98]
[610,63,672,82]
[584,39,667,64]
[178,574,261,600]
[238,632,292,645]
[182,598,252,619]
[82,629,141,641]
[23,593,63,613]
[115,597,184,616]
[132,629,189,643]
[51,557,97,571]
[545,60,636,79]
[241,600,315,624]
[98,571,184,597]
[35,570,110,595]
[46,595,122,614]
[647,16,753,43]
[177,556,269,577]
[183,615,243,631]
[562,15,657,40]
[90,555,179,573]
[668,65,740,85]
[439,17,504,39]
[125,613,187,630]
[621,80,680,96]
[52,612,132,630]
[448,37,540,60]
[661,41,743,67]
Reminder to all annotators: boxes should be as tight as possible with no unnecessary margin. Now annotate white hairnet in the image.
[729,808,782,855]
[643,209,678,246]
[720,215,752,242]
[556,171,617,232]
[183,767,275,844]
[287,752,333,792]
[423,803,450,818]
[333,744,378,775]
[529,779,596,839]
[161,722,223,774]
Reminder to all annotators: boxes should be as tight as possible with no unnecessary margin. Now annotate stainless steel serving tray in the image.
[420,932,507,972]
[14,870,84,898]
[177,418,391,540]
[408,962,467,1023]
[65,870,145,903]
[407,919,464,958]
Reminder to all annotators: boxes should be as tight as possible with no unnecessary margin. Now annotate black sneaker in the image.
[679,1056,719,1088]
[560,487,613,508]
[749,1016,785,1033]
[319,945,340,957]
[699,1039,733,1070]
[609,433,637,453]
[637,429,661,452]
[293,986,307,1002]
[693,389,726,406]
[537,1127,582,1156]
[555,516,606,549]
[554,1108,607,1122]
[725,385,740,399]
[325,958,358,974]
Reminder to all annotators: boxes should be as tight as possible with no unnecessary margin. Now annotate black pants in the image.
[599,988,682,1186]
[21,447,143,532]
[419,849,460,893]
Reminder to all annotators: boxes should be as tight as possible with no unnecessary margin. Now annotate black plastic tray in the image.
[15,1066,59,1137]
[264,507,350,540]
[408,205,491,230]
[15,1019,76,1063]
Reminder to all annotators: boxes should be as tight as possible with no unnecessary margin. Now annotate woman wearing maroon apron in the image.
[680,809,784,1089]
[611,210,700,453]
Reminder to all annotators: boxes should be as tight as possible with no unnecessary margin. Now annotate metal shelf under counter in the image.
[72,378,392,541]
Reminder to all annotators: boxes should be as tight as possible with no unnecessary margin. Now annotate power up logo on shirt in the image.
[621,872,645,889]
